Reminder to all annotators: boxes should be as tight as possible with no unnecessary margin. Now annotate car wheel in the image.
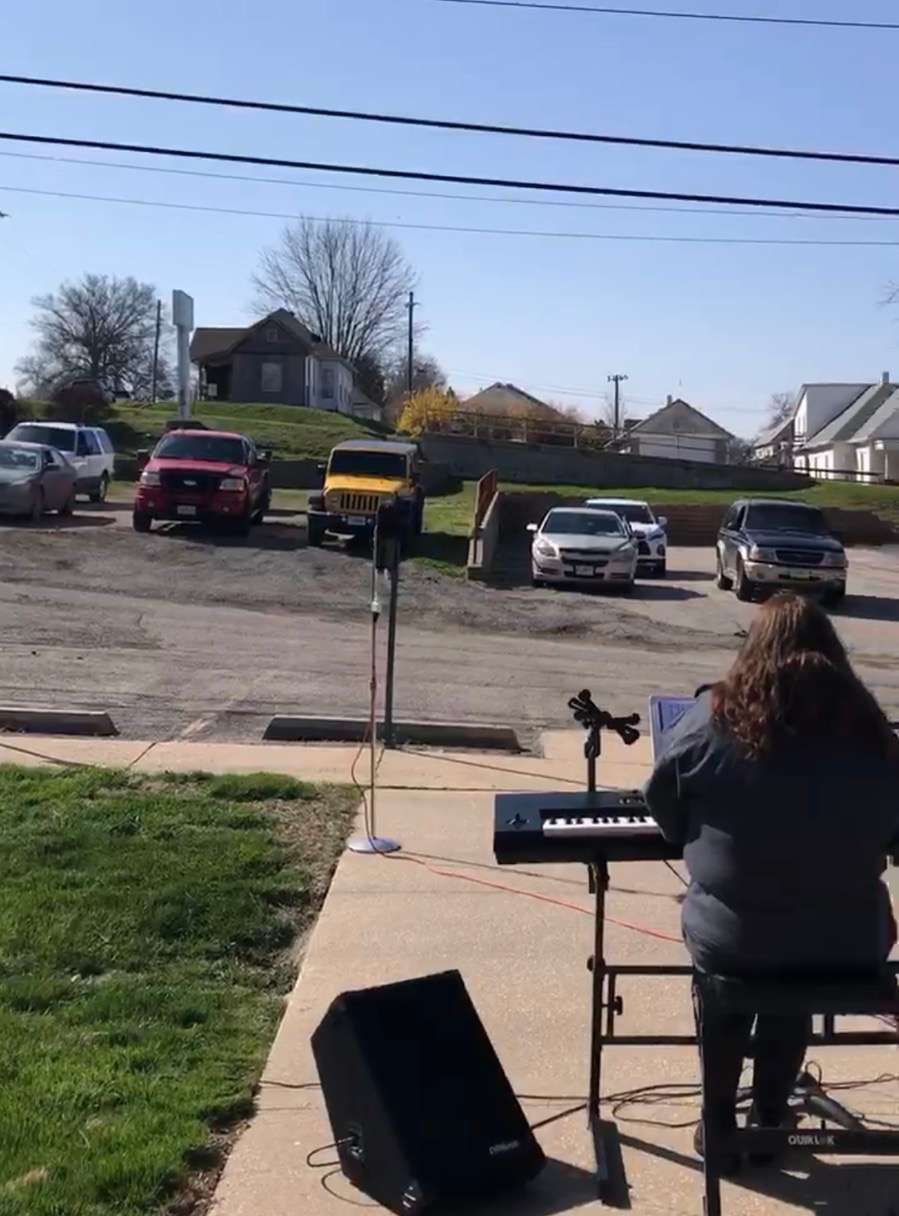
[90,473,109,504]
[824,585,846,607]
[307,518,325,548]
[233,507,253,537]
[58,489,76,517]
[132,511,152,533]
[654,560,667,578]
[620,579,635,595]
[251,493,270,526]
[531,576,544,588]
[715,549,733,591]
[29,489,44,523]
[415,498,425,536]
[734,557,754,602]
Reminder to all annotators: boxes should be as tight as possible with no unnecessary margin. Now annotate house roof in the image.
[459,382,565,421]
[851,386,899,444]
[753,415,795,450]
[628,398,734,441]
[802,381,898,447]
[189,309,353,366]
[189,328,246,363]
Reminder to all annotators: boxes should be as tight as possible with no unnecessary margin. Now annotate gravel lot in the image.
[1,504,898,742]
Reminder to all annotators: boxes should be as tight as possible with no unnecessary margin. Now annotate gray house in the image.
[190,309,366,415]
[617,397,734,464]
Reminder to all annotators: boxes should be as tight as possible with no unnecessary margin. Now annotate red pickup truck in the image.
[133,428,271,534]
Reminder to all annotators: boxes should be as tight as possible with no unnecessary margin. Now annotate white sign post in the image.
[172,290,194,422]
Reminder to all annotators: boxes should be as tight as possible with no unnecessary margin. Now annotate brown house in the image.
[190,309,366,416]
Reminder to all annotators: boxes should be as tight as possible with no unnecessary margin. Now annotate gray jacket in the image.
[644,694,899,975]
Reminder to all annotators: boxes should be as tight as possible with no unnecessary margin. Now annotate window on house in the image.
[261,361,283,393]
[265,324,280,343]
[321,367,335,399]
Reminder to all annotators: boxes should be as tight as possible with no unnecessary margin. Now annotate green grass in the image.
[21,400,393,462]
[412,483,475,577]
[500,480,899,525]
[0,765,356,1216]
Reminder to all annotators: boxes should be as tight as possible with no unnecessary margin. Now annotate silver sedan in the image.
[0,441,78,520]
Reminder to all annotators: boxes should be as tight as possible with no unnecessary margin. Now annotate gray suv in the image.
[716,499,847,604]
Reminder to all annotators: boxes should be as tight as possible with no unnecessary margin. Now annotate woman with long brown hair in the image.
[645,592,899,1162]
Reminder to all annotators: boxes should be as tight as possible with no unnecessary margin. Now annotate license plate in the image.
[575,564,596,577]
[787,569,815,580]
[176,505,197,517]
[347,515,367,526]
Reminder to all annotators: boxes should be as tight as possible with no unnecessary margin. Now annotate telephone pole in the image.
[151,299,162,403]
[607,373,629,438]
[406,291,417,395]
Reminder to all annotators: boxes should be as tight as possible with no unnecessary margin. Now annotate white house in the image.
[618,397,734,464]
[752,415,795,465]
[793,374,899,481]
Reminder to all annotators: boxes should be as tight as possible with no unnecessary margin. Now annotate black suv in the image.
[716,499,847,604]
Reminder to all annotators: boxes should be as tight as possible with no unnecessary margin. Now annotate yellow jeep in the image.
[306,439,424,547]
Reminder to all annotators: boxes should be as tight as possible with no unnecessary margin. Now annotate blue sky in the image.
[3,0,899,435]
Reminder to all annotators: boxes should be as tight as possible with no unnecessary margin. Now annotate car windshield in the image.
[593,503,653,525]
[329,450,408,478]
[0,445,39,471]
[746,504,828,534]
[8,424,75,452]
[543,511,624,537]
[155,434,246,464]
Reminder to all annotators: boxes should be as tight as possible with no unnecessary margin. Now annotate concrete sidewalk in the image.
[5,730,897,1213]
[196,735,897,1216]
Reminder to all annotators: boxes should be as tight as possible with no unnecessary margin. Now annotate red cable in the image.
[385,853,683,945]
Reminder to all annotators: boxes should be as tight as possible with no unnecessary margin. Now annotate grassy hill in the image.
[18,400,393,460]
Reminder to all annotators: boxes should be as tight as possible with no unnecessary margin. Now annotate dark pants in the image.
[695,992,810,1129]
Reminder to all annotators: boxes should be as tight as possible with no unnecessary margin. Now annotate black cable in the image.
[13,183,899,247]
[664,860,689,888]
[433,0,899,32]
[5,72,899,169]
[5,130,899,217]
[10,149,899,224]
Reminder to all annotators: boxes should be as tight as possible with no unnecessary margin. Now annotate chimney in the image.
[666,394,674,406]
[883,371,891,385]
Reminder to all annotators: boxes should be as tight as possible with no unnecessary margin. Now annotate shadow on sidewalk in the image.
[620,1128,899,1215]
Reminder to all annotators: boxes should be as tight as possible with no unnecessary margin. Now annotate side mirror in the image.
[316,461,327,476]
[137,449,150,471]
[526,523,538,533]
[257,449,272,465]
[658,515,668,527]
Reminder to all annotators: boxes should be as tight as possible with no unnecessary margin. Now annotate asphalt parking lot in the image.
[1,503,898,743]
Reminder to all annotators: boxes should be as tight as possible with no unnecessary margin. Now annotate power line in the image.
[8,182,899,248]
[7,150,896,223]
[432,0,899,32]
[4,72,899,168]
[4,131,899,216]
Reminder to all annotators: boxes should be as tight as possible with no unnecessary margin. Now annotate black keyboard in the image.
[494,791,683,866]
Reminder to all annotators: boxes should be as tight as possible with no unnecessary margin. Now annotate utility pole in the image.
[151,299,162,403]
[406,291,417,396]
[607,373,629,438]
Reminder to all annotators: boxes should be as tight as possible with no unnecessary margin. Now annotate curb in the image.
[0,707,118,737]
[263,716,521,752]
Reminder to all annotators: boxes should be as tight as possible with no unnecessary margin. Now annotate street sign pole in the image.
[172,290,194,421]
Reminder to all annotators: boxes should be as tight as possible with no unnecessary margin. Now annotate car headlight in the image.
[219,477,246,492]
[534,538,557,558]
[139,470,160,487]
[610,544,635,561]
[821,551,847,569]
[748,545,777,562]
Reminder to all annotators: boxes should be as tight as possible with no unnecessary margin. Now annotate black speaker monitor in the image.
[311,970,545,1214]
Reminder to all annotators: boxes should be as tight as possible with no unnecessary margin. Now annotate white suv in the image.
[5,422,115,502]
[585,498,668,578]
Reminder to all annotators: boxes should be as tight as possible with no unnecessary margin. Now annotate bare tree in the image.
[600,391,633,429]
[253,218,416,365]
[15,274,171,398]
[767,390,795,427]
